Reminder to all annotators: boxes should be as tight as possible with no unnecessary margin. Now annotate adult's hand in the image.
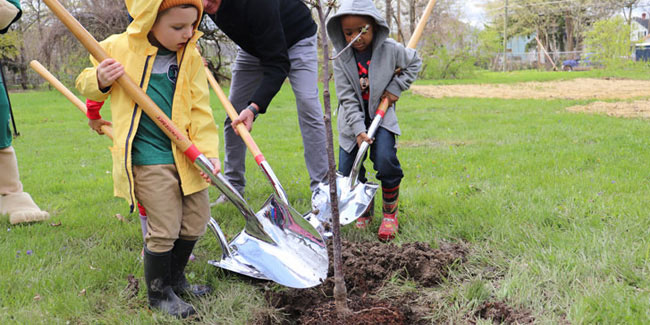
[231,108,255,135]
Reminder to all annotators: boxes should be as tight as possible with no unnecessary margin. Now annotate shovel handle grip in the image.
[30,60,114,140]
[204,67,264,163]
[43,0,199,160]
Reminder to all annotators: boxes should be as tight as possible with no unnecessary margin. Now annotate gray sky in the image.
[460,0,487,27]
[458,1,650,28]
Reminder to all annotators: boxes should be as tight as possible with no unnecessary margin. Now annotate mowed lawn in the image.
[2,70,650,323]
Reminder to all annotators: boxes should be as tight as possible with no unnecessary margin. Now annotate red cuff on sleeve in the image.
[86,99,104,120]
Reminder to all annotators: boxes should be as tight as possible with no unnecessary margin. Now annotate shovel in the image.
[204,68,329,236]
[43,0,328,288]
[205,67,330,235]
[29,60,114,139]
[312,0,437,226]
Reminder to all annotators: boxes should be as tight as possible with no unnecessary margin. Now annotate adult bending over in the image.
[203,0,328,205]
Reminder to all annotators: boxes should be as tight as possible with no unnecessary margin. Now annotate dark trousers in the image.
[338,127,403,189]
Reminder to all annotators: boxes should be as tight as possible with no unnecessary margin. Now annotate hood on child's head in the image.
[125,0,203,39]
[326,0,389,54]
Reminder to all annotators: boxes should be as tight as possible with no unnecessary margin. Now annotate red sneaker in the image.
[356,199,374,229]
[355,215,372,229]
[377,214,398,241]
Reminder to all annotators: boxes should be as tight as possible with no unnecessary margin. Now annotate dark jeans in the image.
[338,127,403,189]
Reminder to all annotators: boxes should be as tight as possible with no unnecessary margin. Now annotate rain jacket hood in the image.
[76,0,217,210]
[325,0,422,153]
[126,0,203,41]
[326,0,389,60]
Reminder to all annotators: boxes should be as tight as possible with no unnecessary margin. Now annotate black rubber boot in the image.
[170,239,212,297]
[143,248,196,318]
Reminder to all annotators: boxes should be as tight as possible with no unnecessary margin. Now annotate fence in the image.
[496,50,589,71]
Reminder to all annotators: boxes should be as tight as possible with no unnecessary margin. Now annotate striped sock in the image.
[382,185,400,218]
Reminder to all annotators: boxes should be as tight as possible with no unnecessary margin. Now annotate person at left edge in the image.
[0,0,50,224]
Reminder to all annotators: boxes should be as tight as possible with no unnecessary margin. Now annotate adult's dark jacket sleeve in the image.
[209,0,291,114]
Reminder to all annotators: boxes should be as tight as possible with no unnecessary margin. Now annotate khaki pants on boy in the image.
[133,164,210,253]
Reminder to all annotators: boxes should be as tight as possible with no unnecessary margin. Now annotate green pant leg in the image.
[0,70,12,149]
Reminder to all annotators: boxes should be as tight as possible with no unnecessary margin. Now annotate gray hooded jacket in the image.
[326,0,422,153]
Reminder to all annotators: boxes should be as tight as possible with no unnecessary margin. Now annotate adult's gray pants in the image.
[223,34,328,194]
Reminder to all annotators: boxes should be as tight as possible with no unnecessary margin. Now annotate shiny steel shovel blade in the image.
[227,195,328,288]
[196,156,328,288]
[311,173,379,226]
[209,195,328,288]
[207,218,270,281]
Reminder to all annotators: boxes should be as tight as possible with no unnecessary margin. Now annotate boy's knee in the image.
[146,237,175,253]
[179,235,200,241]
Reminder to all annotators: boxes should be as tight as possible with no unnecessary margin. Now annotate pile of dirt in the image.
[257,240,467,324]
[566,99,650,119]
[298,298,407,325]
[411,78,650,100]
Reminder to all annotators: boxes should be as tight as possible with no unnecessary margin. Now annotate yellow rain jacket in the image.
[76,0,218,210]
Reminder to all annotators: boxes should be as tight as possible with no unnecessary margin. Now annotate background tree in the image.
[485,0,622,69]
[584,15,632,68]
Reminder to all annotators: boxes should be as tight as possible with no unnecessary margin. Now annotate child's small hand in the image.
[200,158,221,184]
[88,118,112,135]
[381,91,399,107]
[97,59,124,89]
[356,132,373,147]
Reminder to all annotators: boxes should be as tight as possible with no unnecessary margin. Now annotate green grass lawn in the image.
[2,69,650,323]
[416,65,650,85]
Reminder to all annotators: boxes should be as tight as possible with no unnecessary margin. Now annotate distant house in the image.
[505,34,541,65]
[632,14,650,61]
[631,14,649,42]
[506,34,535,60]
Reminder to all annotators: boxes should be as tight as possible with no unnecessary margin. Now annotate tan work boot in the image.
[0,146,49,224]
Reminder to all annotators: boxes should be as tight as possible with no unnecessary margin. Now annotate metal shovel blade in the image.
[196,155,328,288]
[208,194,328,288]
[311,173,379,226]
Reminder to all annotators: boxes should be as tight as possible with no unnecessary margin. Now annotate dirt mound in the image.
[257,240,467,324]
[411,78,650,100]
[298,298,407,325]
[342,241,466,292]
[471,301,535,324]
[566,99,650,119]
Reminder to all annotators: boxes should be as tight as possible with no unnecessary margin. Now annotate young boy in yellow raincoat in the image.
[76,0,219,318]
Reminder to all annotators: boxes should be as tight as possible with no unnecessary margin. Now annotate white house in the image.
[631,13,649,42]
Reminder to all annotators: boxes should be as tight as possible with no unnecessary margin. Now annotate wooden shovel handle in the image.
[378,0,434,115]
[30,60,114,139]
[43,0,198,159]
[204,67,265,164]
[407,0,436,49]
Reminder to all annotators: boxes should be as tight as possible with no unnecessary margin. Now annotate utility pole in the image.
[503,0,508,72]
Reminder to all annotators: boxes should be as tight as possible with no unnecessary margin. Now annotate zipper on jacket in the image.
[125,55,152,213]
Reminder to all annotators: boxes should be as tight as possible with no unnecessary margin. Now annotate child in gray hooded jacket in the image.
[326,0,421,241]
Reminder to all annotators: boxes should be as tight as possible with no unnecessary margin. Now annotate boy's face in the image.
[150,6,199,51]
[340,15,374,53]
